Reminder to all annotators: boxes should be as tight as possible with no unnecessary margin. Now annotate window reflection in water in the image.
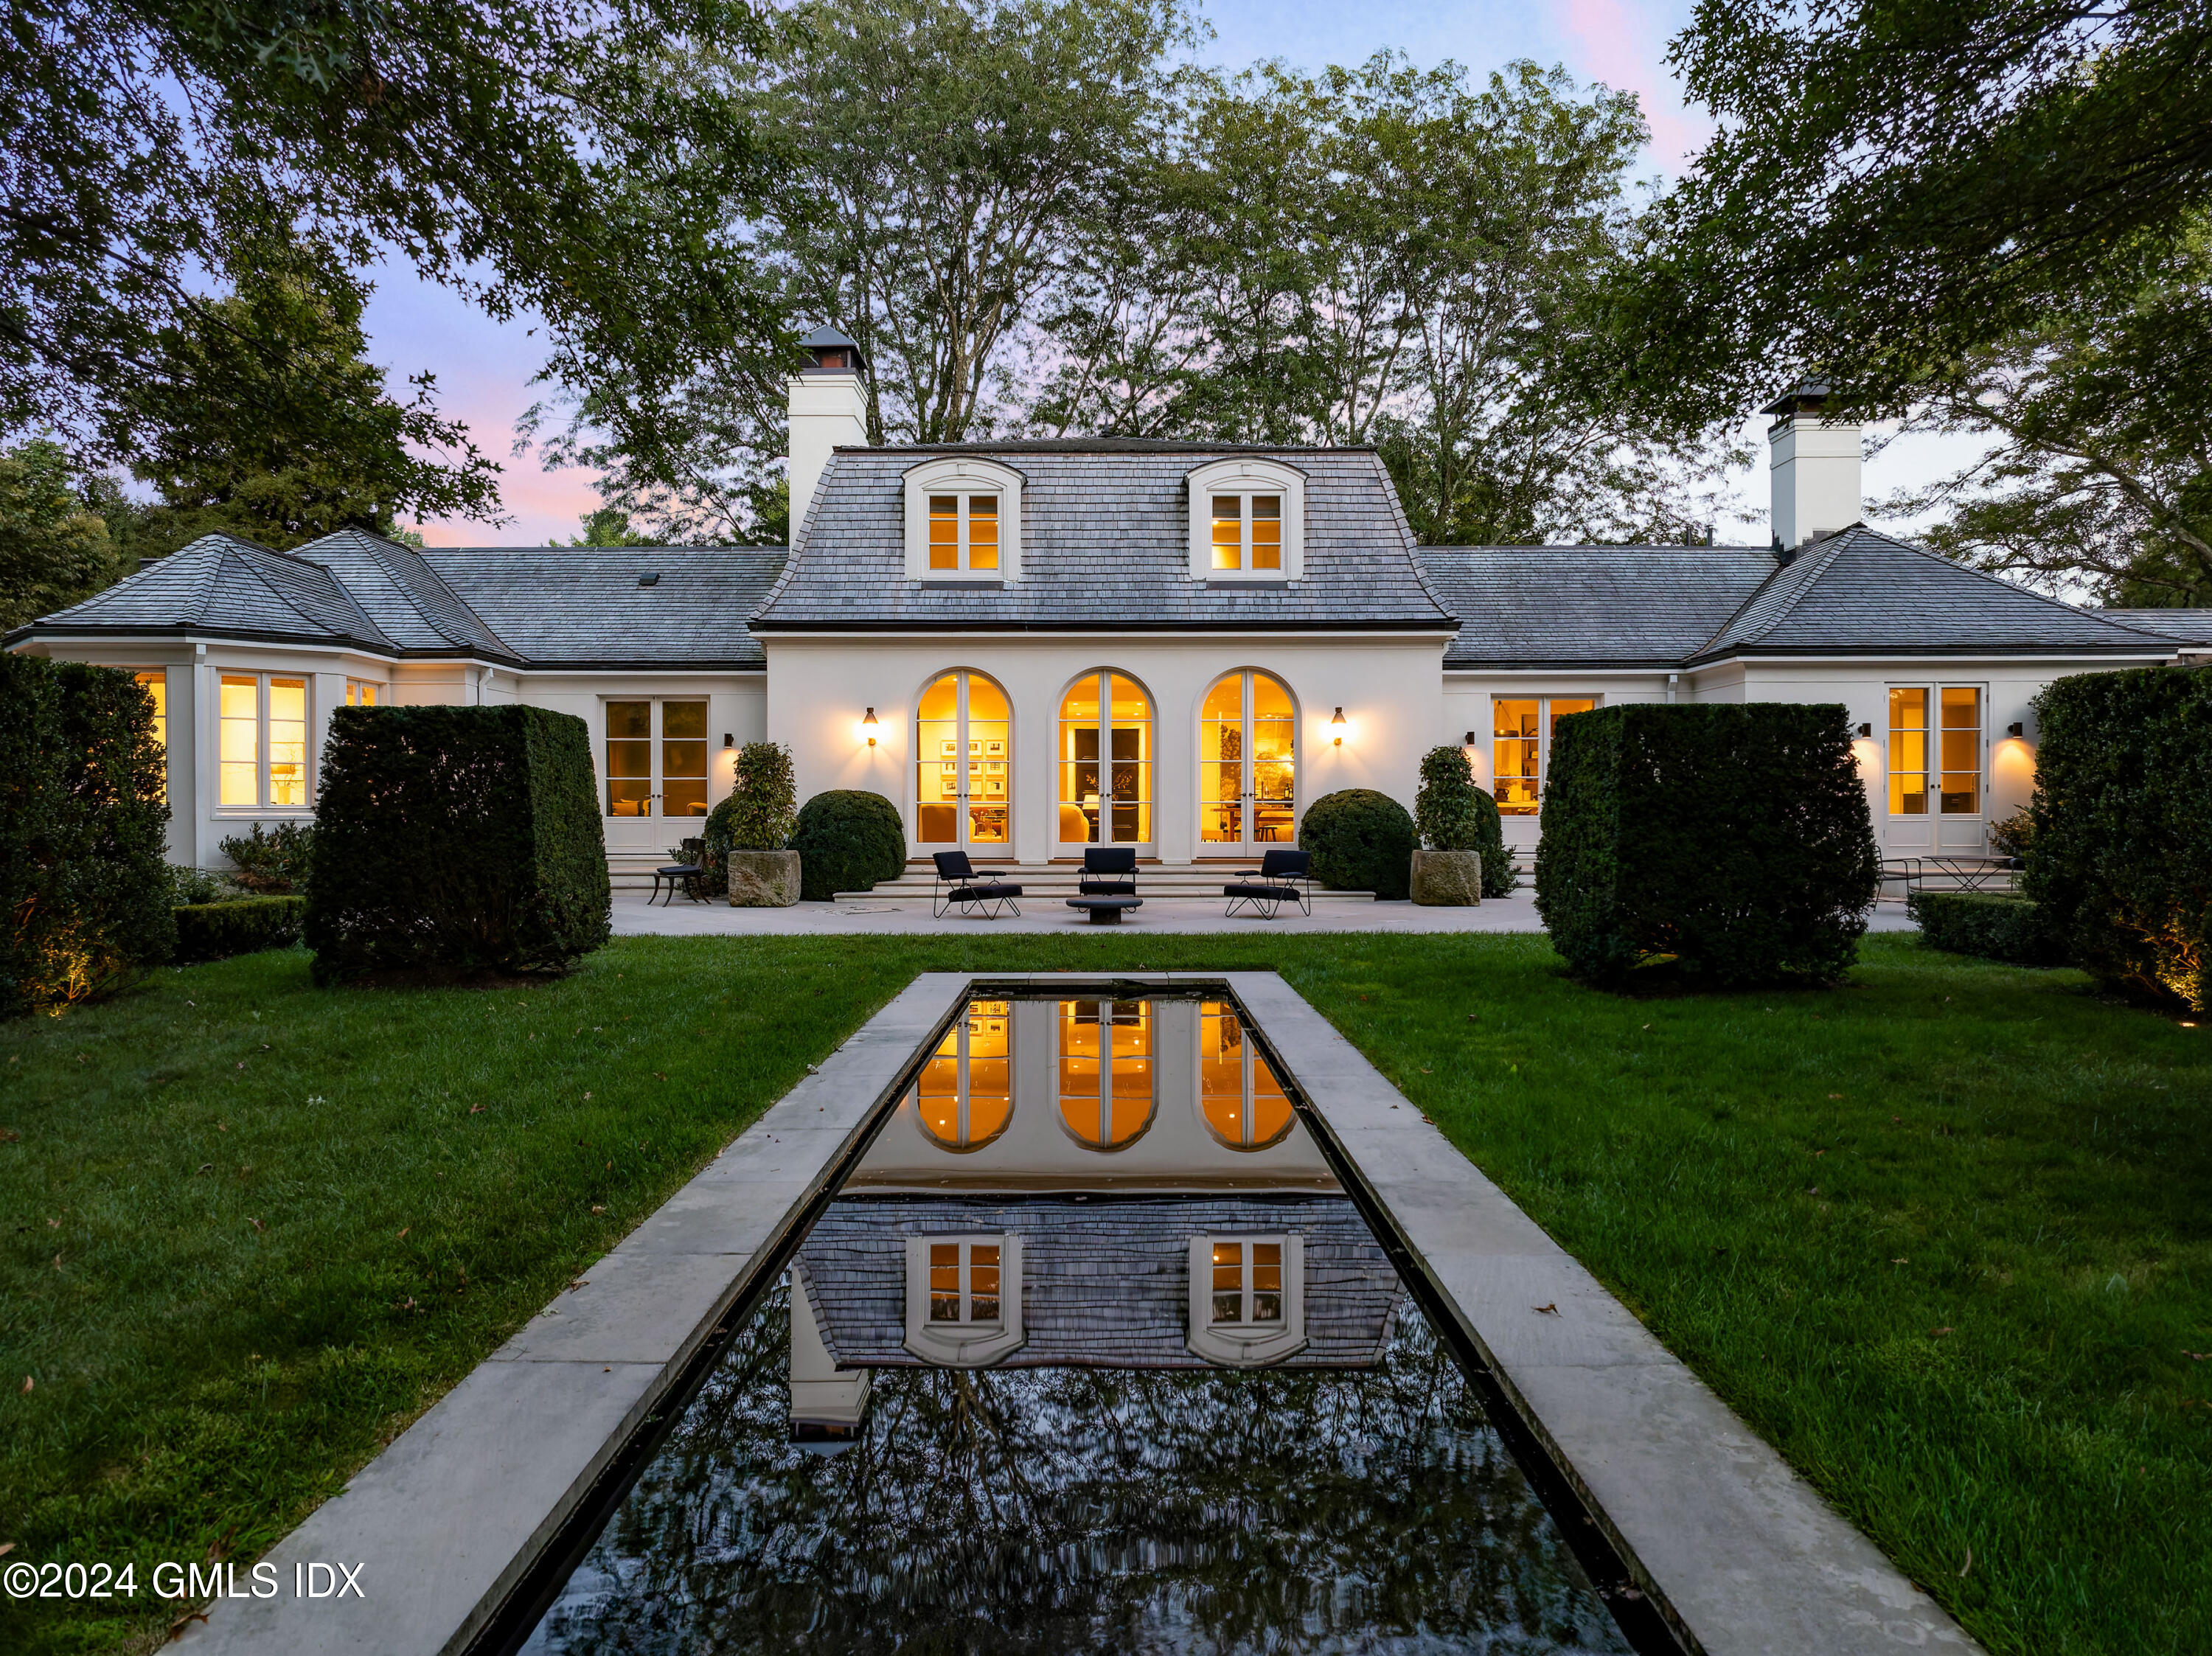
[1210,1239,1284,1325]
[1057,999,1154,1147]
[1198,1002,1293,1149]
[915,1001,1012,1150]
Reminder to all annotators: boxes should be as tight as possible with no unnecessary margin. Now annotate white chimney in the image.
[787,324,869,543]
[1766,382,1863,549]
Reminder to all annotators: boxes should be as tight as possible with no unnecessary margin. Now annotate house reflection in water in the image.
[789,996,1404,1438]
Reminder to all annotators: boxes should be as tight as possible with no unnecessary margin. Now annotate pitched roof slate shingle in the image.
[289,529,520,662]
[754,445,1456,633]
[1419,545,1775,669]
[2101,608,2212,645]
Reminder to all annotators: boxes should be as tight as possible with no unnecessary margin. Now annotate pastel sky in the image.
[367,0,1966,546]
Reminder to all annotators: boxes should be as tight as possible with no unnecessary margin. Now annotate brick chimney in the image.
[787,325,869,543]
[1765,381,1862,549]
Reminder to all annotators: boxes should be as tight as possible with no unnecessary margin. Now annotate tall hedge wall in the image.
[2026,665,2212,1010]
[307,704,610,983]
[1535,703,1879,985]
[1,656,172,1017]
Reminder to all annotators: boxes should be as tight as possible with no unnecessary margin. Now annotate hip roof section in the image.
[1422,545,1775,669]
[753,445,1456,633]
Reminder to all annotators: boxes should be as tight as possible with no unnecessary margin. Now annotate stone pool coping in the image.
[181,971,1980,1656]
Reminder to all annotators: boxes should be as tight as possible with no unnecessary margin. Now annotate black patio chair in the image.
[1065,844,1144,923]
[931,851,1023,919]
[1224,847,1312,919]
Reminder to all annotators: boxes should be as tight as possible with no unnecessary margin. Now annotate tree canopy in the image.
[0,440,122,630]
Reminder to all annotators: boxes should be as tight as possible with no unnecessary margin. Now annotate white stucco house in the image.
[12,330,2211,883]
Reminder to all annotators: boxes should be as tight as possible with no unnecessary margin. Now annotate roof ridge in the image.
[1692,532,1846,657]
[1879,533,2185,641]
[220,544,357,641]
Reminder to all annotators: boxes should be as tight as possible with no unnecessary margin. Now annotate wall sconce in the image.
[860,706,879,747]
[1332,707,1347,747]
[1855,722,1872,737]
[2006,721,2024,738]
[1463,731,1478,746]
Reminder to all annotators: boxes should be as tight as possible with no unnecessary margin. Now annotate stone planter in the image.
[1410,849,1484,907]
[727,849,801,908]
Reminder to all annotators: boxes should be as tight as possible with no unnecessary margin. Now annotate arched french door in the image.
[1056,670,1155,857]
[915,670,1012,855]
[1200,670,1297,856]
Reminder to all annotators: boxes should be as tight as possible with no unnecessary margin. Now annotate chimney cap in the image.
[1762,378,1832,419]
[799,324,868,374]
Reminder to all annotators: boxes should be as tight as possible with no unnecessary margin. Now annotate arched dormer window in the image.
[904,456,1024,582]
[1186,1234,1307,1366]
[1187,457,1305,583]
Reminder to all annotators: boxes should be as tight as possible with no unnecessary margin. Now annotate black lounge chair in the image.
[931,851,1023,919]
[1066,845,1142,923]
[1224,847,1312,919]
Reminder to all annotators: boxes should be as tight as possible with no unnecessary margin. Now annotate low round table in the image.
[1065,897,1142,925]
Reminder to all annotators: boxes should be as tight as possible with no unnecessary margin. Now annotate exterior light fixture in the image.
[1332,706,1346,747]
[723,732,734,748]
[861,706,879,747]
[2006,721,2024,738]
[1855,722,1872,737]
[1462,731,1478,746]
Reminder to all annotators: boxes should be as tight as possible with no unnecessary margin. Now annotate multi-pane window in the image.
[1491,695,1598,815]
[1888,686,1982,815]
[132,672,166,800]
[927,494,1000,572]
[927,1239,1003,1328]
[1208,1239,1285,1326]
[218,673,309,809]
[1057,671,1152,846]
[604,699,708,818]
[1057,999,1155,1148]
[1198,1002,1295,1149]
[916,1001,1013,1150]
[344,680,383,707]
[1210,494,1282,572]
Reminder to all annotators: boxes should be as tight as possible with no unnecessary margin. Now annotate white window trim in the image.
[1186,1234,1307,1367]
[600,695,710,821]
[903,456,1024,582]
[216,670,314,815]
[1187,457,1306,583]
[1885,682,1986,819]
[903,1234,1026,1366]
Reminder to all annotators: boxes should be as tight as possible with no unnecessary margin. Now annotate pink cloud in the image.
[1558,0,1712,170]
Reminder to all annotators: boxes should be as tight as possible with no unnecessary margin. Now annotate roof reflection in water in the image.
[521,995,1635,1656]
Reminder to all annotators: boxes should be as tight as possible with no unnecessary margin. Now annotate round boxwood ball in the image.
[792,790,907,901]
[1299,788,1416,900]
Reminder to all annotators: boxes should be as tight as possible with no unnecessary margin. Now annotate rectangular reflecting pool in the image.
[512,992,1655,1655]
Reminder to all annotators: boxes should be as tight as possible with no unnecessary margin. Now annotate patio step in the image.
[835,861,1381,904]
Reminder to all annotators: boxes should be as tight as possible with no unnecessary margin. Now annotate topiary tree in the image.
[1537,703,1878,986]
[307,704,609,983]
[1415,745,1515,897]
[1299,789,1416,900]
[718,742,798,851]
[793,790,907,900]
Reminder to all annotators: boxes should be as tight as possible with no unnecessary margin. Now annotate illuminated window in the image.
[917,670,1012,849]
[915,1001,1013,1151]
[1057,671,1152,847]
[1186,1234,1306,1365]
[1198,1003,1295,1149]
[1057,999,1154,1149]
[218,673,311,810]
[1889,685,1981,815]
[925,495,999,571]
[1490,695,1597,815]
[344,680,383,707]
[1200,670,1296,849]
[133,671,166,801]
[1208,493,1281,571]
[603,699,708,818]
[905,458,1020,580]
[1188,459,1303,580]
[902,1234,1026,1365]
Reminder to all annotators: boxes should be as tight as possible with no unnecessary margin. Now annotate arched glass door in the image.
[1056,671,1154,855]
[915,671,1012,853]
[1200,671,1296,855]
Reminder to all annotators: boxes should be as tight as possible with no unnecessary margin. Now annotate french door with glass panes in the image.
[1886,685,1984,851]
[914,670,1012,855]
[1199,671,1297,855]
[602,698,708,819]
[1056,671,1154,855]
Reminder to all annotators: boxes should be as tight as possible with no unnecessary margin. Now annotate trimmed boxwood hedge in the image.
[2,655,172,1017]
[793,790,907,901]
[1300,789,1416,900]
[306,705,610,983]
[175,896,306,962]
[2026,664,2212,1009]
[1535,703,1879,985]
[1906,891,2064,966]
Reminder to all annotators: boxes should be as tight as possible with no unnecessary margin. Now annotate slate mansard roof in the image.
[10,530,787,672]
[751,442,1457,634]
[1426,525,2192,671]
[797,1193,1403,1371]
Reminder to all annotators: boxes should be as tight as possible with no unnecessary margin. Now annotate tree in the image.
[111,237,502,557]
[2,0,780,475]
[0,439,123,629]
[560,507,661,547]
[1624,0,2212,419]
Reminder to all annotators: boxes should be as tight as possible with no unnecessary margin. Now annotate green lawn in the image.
[2,933,2208,1655]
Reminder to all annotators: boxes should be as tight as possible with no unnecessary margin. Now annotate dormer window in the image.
[903,1234,1026,1365]
[1211,493,1281,571]
[905,456,1023,581]
[1187,457,1305,582]
[928,494,999,572]
[1186,1234,1307,1365]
